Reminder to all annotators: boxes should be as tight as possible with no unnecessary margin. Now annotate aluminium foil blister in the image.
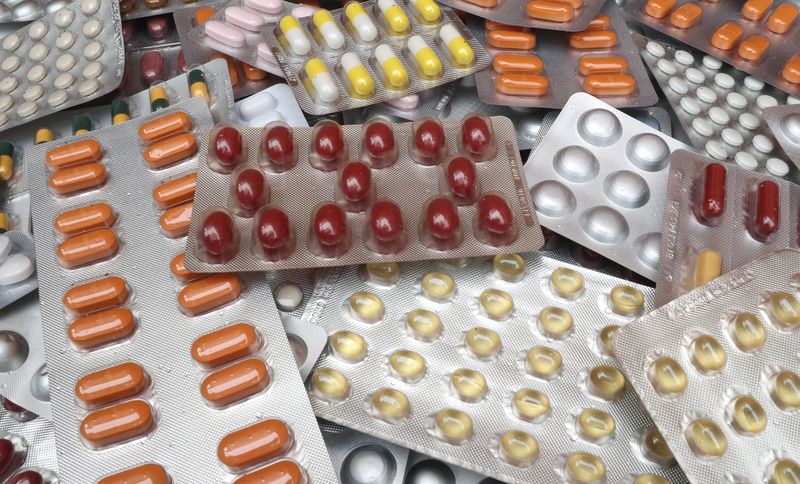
[282,314,327,380]
[764,103,800,169]
[404,450,495,483]
[654,149,800,307]
[0,231,37,310]
[525,92,693,281]
[120,0,218,21]
[0,0,125,132]
[0,0,70,22]
[302,252,688,484]
[614,248,800,484]
[473,1,658,109]
[0,402,59,482]
[25,98,336,483]
[321,420,410,484]
[435,0,604,31]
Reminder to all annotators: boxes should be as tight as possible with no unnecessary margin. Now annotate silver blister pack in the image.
[654,149,800,306]
[282,314,327,380]
[0,404,59,482]
[25,99,336,483]
[120,0,218,21]
[0,231,37,310]
[435,0,604,31]
[525,92,693,281]
[473,1,659,109]
[404,450,494,484]
[764,103,800,169]
[321,420,410,484]
[615,248,800,484]
[302,253,688,484]
[0,0,125,132]
[0,0,69,22]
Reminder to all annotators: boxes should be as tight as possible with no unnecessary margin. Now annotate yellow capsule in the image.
[345,1,378,42]
[634,475,670,484]
[439,23,474,67]
[493,253,526,282]
[330,330,367,363]
[405,309,442,342]
[389,349,426,383]
[0,212,7,232]
[279,15,311,56]
[690,248,722,289]
[549,267,584,299]
[421,272,456,302]
[766,291,800,331]
[770,370,800,410]
[565,452,606,484]
[609,285,645,316]
[688,334,726,374]
[407,35,442,78]
[370,387,410,422]
[537,307,574,339]
[727,395,767,434]
[768,458,800,484]
[340,52,374,97]
[576,408,615,443]
[366,261,399,286]
[374,44,409,89]
[0,154,11,181]
[188,68,209,103]
[349,291,384,323]
[499,430,538,467]
[526,346,562,380]
[684,419,727,459]
[465,327,501,360]
[34,127,53,145]
[377,0,410,35]
[479,288,514,320]
[597,325,620,357]
[312,9,345,50]
[409,0,441,23]
[640,429,675,466]
[512,388,550,422]
[648,356,687,397]
[449,368,487,402]
[433,408,473,444]
[311,367,350,402]
[588,365,625,401]
[727,312,766,352]
[304,57,339,103]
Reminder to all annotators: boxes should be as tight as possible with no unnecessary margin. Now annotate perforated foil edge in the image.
[764,104,800,169]
[615,248,800,484]
[435,0,604,31]
[0,407,59,474]
[321,420,409,484]
[25,98,336,483]
[301,253,689,484]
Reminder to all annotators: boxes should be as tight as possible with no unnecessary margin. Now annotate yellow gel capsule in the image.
[588,365,625,401]
[374,44,409,89]
[370,387,410,422]
[768,458,800,484]
[727,312,766,352]
[367,261,399,285]
[499,430,538,467]
[512,388,550,422]
[465,327,501,360]
[407,35,442,78]
[493,253,525,282]
[766,291,800,331]
[690,248,722,289]
[537,307,574,339]
[727,394,767,435]
[349,291,384,323]
[640,429,675,466]
[526,346,562,380]
[634,475,670,484]
[648,356,687,397]
[0,154,11,181]
[405,309,442,342]
[684,419,727,459]
[688,334,726,374]
[450,368,487,403]
[549,267,584,299]
[377,0,410,34]
[439,23,474,67]
[340,52,374,97]
[389,349,426,383]
[311,367,350,402]
[330,330,367,363]
[565,452,606,484]
[770,370,800,410]
[576,408,615,443]
[434,408,473,444]
[597,325,620,357]
[609,285,645,316]
[421,272,456,302]
[410,0,441,23]
[479,288,514,320]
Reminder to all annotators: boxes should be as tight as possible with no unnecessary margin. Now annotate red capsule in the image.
[257,208,291,249]
[370,200,404,242]
[461,115,495,160]
[214,126,245,168]
[478,194,513,234]
[751,180,780,240]
[364,120,395,159]
[697,163,726,224]
[412,118,446,164]
[6,470,43,484]
[0,438,13,474]
[202,211,238,261]
[425,197,460,239]
[3,399,25,413]
[446,156,478,202]
[313,203,348,246]
[339,161,372,202]
[263,124,295,168]
[234,167,268,215]
[314,122,345,163]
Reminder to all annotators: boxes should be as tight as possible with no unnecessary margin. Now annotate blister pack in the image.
[321,420,410,484]
[525,92,693,281]
[0,231,37,309]
[0,0,124,132]
[0,0,69,22]
[473,1,658,109]
[25,99,337,483]
[344,82,456,123]
[184,115,544,272]
[654,149,800,306]
[615,248,800,484]
[764,103,800,169]
[120,0,218,21]
[122,13,182,50]
[623,0,800,96]
[302,253,688,484]
[404,450,495,484]
[0,400,59,483]
[635,35,798,182]
[234,83,308,128]
[437,0,605,31]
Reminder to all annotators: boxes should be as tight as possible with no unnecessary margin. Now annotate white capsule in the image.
[305,58,339,103]
[345,2,378,42]
[279,16,311,56]
[312,10,345,50]
[0,253,34,285]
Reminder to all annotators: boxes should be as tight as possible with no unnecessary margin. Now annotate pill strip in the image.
[654,149,800,306]
[474,1,658,108]
[0,407,59,481]
[0,0,68,23]
[525,92,693,281]
[616,248,800,484]
[303,253,688,484]
[436,0,605,31]
[624,0,800,96]
[119,0,219,21]
[25,99,336,482]
[0,231,37,309]
[764,104,800,169]
[322,421,410,484]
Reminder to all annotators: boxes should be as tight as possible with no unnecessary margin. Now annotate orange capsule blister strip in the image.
[436,0,605,31]
[24,98,336,483]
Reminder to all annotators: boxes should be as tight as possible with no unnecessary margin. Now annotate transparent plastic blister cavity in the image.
[764,103,800,169]
[0,401,59,483]
[343,82,456,123]
[119,0,219,21]
[0,231,37,309]
[614,248,800,484]
[234,83,308,128]
[322,420,410,484]
[654,149,800,306]
[24,99,336,483]
[302,253,688,484]
[525,92,693,281]
[436,0,605,31]
[122,13,182,50]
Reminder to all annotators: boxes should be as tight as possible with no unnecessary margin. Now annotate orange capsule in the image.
[487,30,536,50]
[569,30,617,49]
[560,0,583,7]
[670,2,702,29]
[46,139,103,170]
[586,14,611,30]
[192,322,260,369]
[170,252,202,284]
[233,460,305,484]
[242,63,268,81]
[783,55,800,83]
[526,0,574,22]
[63,276,129,316]
[54,202,115,238]
[68,307,135,350]
[768,3,798,33]
[48,162,107,196]
[497,73,549,96]
[201,358,270,408]
[493,53,544,74]
[485,20,526,31]
[98,464,170,484]
[462,0,497,7]
[711,21,744,50]
[80,400,155,448]
[75,362,148,408]
[584,73,636,95]
[178,273,242,316]
[738,34,770,61]
[159,201,193,239]
[194,6,216,25]
[218,419,293,471]
[741,0,773,21]
[138,112,192,143]
[56,228,119,269]
[645,0,676,18]
[144,132,198,169]
[211,53,239,87]
[578,56,628,75]
[153,173,197,209]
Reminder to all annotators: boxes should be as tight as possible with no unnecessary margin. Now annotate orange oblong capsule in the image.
[46,139,103,170]
[159,201,193,239]
[578,56,628,75]
[493,53,544,74]
[178,273,242,316]
[98,464,170,484]
[487,30,536,50]
[738,34,770,61]
[233,460,305,484]
[63,276,129,316]
[783,55,800,83]
[583,73,636,96]
[741,0,773,21]
[138,111,192,143]
[218,419,293,471]
[56,228,119,269]
[586,14,611,30]
[144,132,198,169]
[48,162,107,196]
[192,322,261,369]
[170,252,202,283]
[68,307,135,350]
[54,202,115,238]
[497,73,548,96]
[75,362,148,408]
[526,0,574,22]
[485,20,526,31]
[80,400,155,448]
[645,0,676,18]
[153,173,197,209]
[711,21,744,50]
[462,0,497,7]
[569,30,617,49]
[201,358,270,408]
[670,2,702,29]
[768,3,798,33]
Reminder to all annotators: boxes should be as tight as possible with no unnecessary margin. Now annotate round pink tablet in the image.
[225,6,266,32]
[205,20,246,48]
[292,5,317,18]
[245,0,284,15]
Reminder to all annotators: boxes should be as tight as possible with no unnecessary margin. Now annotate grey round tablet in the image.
[82,61,103,80]
[684,67,705,84]
[646,41,665,58]
[578,109,622,146]
[532,181,576,217]
[709,106,730,126]
[725,92,747,110]
[627,133,670,172]
[705,140,727,160]
[703,55,722,70]
[765,158,789,177]
[1,56,20,73]
[54,8,74,27]
[674,50,694,65]
[580,206,630,244]
[692,118,714,137]
[657,58,677,76]
[274,283,303,311]
[0,331,28,372]
[738,112,760,131]
[680,97,701,115]
[752,134,774,154]
[26,65,47,83]
[734,151,758,170]
[48,90,68,107]
[54,72,74,89]
[603,170,650,208]
[553,146,599,183]
[696,86,717,104]
[668,77,688,95]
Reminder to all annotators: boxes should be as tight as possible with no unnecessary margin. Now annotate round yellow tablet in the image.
[389,349,426,383]
[727,312,766,352]
[550,267,585,299]
[370,387,410,423]
[727,394,767,435]
[597,325,620,357]
[688,334,726,374]
[450,368,488,403]
[766,291,800,331]
[512,388,550,422]
[311,367,350,402]
[640,428,675,466]
[609,285,645,316]
[499,430,538,467]
[576,408,616,443]
[493,254,526,282]
[349,291,385,323]
[405,309,443,342]
[421,272,456,302]
[366,261,400,285]
[526,346,563,380]
[479,288,514,320]
[648,356,688,397]
[565,452,606,484]
[588,365,626,401]
[434,408,473,444]
[537,306,574,339]
[465,326,501,360]
[684,419,727,459]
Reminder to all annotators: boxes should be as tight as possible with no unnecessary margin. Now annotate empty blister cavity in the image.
[579,206,629,244]
[532,181,577,217]
[603,171,650,209]
[626,133,669,172]
[578,109,622,147]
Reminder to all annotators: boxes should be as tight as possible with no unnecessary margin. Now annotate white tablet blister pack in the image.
[0,0,69,22]
[234,83,308,128]
[764,103,800,169]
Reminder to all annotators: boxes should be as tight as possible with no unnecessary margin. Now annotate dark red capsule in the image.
[339,162,372,202]
[264,125,294,166]
[202,211,236,257]
[425,197,460,239]
[6,470,43,484]
[214,127,244,167]
[3,398,25,413]
[0,438,13,474]
[313,203,348,246]
[699,163,726,223]
[462,115,493,157]
[478,194,513,234]
[370,200,404,242]
[257,208,291,249]
[364,121,395,158]
[446,157,477,199]
[314,123,345,162]
[414,119,445,158]
[235,168,266,211]
[752,180,780,240]
[140,51,165,85]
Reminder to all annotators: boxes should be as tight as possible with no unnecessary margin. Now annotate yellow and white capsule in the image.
[407,35,442,78]
[409,0,441,23]
[305,58,339,103]
[377,0,410,35]
[439,23,474,67]
[312,9,345,50]
[374,44,409,89]
[345,2,378,43]
[279,15,311,56]
[341,52,374,97]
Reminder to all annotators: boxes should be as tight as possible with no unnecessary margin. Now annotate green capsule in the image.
[150,85,169,112]
[111,99,130,125]
[188,68,210,103]
[72,115,92,135]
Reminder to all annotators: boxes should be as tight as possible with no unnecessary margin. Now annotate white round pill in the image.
[26,65,47,83]
[274,283,303,311]
[668,77,689,95]
[765,158,789,177]
[78,79,99,96]
[29,43,48,62]
[734,151,758,170]
[83,41,103,60]
[1,56,20,73]
[738,112,760,130]
[703,55,722,70]
[28,20,48,40]
[17,101,38,118]
[725,92,747,110]
[82,18,102,38]
[657,58,677,75]
[81,0,100,15]
[0,253,34,286]
[789,96,800,105]
[692,118,714,137]
[0,77,18,94]
[696,86,717,103]
[646,41,665,58]
[55,31,76,50]
[54,72,74,89]
[47,90,68,107]
[680,97,701,115]
[756,94,778,110]
[705,140,728,160]
[54,8,74,27]
[2,34,21,52]
[709,106,730,125]
[714,73,735,90]
[23,85,43,102]
[743,76,764,91]
[675,50,694,65]
[684,67,705,84]
[0,94,12,112]
[56,53,76,72]
[721,128,744,147]
[82,61,103,79]
[752,134,773,154]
